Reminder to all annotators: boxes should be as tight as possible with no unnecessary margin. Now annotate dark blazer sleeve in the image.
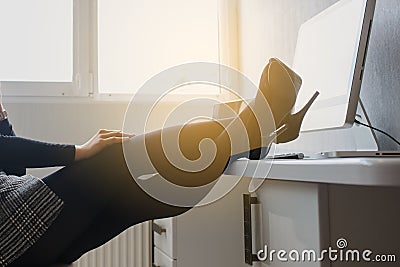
[0,118,16,137]
[0,119,75,174]
[0,118,24,175]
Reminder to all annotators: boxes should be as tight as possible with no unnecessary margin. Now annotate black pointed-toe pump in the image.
[248,58,319,159]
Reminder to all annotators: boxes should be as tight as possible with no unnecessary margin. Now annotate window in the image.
[96,0,221,96]
[0,0,91,97]
[0,0,225,98]
[0,0,73,82]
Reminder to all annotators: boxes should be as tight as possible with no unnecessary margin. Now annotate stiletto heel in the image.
[276,91,319,143]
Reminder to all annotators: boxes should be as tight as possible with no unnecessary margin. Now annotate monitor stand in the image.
[316,100,400,158]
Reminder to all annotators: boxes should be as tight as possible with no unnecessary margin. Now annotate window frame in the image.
[1,0,238,101]
[92,0,232,100]
[1,0,93,98]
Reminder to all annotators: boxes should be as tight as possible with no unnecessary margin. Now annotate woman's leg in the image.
[13,93,275,266]
[52,112,264,263]
[56,209,148,264]
[12,140,192,265]
[11,116,241,265]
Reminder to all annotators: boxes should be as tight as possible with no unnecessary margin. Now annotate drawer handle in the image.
[243,194,260,265]
[152,221,167,235]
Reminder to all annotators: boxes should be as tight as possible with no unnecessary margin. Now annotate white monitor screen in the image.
[293,0,375,132]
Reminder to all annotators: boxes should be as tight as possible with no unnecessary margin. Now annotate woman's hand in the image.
[75,129,134,161]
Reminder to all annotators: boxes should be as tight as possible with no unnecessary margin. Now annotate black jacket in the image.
[0,119,75,175]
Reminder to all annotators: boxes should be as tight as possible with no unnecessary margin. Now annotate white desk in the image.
[224,157,400,267]
[225,157,400,187]
[153,158,400,267]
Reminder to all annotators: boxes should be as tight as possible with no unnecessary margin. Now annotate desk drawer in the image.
[153,217,177,258]
[154,247,177,267]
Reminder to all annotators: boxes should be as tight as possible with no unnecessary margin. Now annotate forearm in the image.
[0,113,23,174]
[0,135,75,169]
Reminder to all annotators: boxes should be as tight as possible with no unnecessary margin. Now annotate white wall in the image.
[4,100,128,177]
[3,98,217,177]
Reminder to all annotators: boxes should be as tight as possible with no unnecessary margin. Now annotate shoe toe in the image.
[259,60,298,127]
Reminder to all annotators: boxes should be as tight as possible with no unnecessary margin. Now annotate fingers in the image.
[100,131,123,138]
[99,129,135,138]
[103,136,130,145]
[96,129,134,147]
[98,129,111,134]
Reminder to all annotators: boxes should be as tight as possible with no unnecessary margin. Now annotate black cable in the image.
[354,119,400,147]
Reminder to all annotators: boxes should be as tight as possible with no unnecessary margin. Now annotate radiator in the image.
[72,222,151,267]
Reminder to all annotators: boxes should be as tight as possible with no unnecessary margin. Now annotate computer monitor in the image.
[292,0,376,132]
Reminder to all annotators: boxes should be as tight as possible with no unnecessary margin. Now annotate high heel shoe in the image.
[247,58,319,159]
[275,91,319,143]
